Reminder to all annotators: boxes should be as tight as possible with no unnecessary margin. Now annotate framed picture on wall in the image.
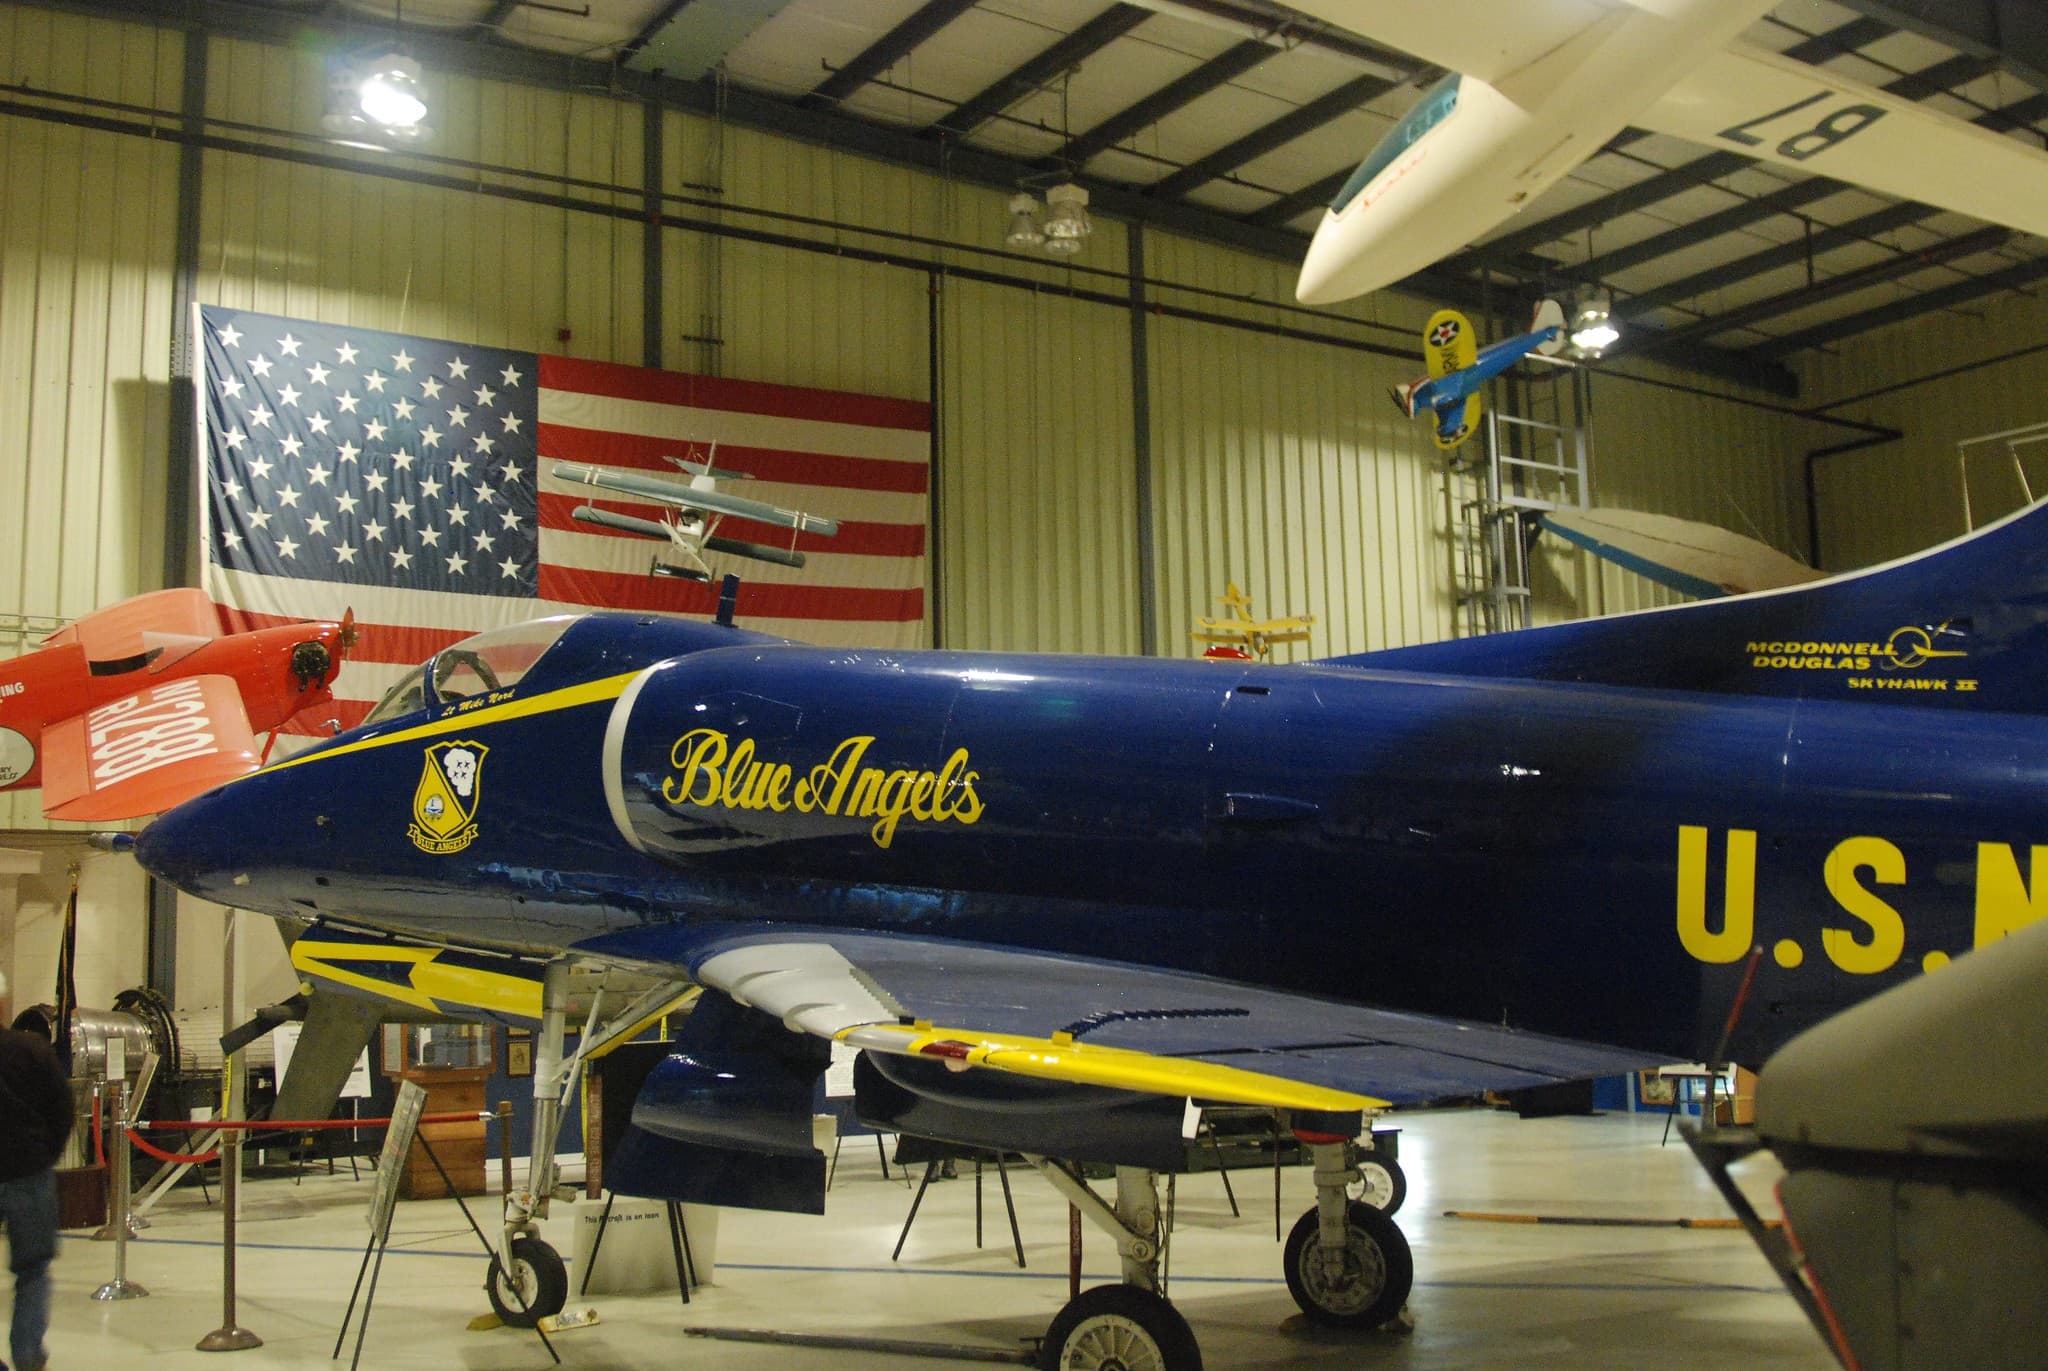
[506,1029,534,1078]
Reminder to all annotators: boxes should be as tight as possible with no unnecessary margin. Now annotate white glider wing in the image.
[1280,0,1613,86]
[1643,41,2048,239]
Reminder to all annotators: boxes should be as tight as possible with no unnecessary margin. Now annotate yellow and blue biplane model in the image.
[1389,299,1567,450]
[135,492,2048,1367]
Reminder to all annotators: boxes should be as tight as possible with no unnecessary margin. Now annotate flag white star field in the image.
[199,306,931,731]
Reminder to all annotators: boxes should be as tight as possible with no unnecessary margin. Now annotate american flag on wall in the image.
[197,306,930,731]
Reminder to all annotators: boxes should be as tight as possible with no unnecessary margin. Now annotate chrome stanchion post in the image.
[91,1077,149,1300]
[198,909,261,1352]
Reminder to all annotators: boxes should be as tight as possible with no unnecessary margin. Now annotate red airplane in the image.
[0,588,354,821]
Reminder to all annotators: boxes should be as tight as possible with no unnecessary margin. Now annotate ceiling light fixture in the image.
[321,49,432,149]
[1040,182,1093,256]
[1004,193,1046,249]
[1569,291,1620,356]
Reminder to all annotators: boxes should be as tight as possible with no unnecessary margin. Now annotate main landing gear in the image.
[1031,1161,1202,1371]
[1028,1138,1413,1370]
[491,960,692,1328]
[1285,1140,1412,1327]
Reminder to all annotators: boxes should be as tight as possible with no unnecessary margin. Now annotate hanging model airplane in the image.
[0,588,353,821]
[555,445,839,583]
[1191,581,1315,658]
[1285,0,2048,304]
[1390,300,1567,450]
[133,496,2048,1368]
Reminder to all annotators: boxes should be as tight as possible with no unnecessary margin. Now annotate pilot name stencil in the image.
[661,729,983,849]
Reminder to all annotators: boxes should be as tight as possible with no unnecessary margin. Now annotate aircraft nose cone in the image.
[1294,211,1352,306]
[135,788,238,894]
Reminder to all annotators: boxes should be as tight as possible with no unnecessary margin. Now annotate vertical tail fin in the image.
[1327,497,2048,714]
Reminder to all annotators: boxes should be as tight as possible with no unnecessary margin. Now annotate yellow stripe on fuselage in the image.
[250,670,643,783]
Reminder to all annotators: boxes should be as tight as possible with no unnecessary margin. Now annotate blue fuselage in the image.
[136,615,2048,1066]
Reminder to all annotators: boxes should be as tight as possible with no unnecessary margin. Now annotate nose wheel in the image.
[486,1234,567,1328]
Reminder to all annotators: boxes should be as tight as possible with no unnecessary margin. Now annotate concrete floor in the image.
[22,1107,1830,1370]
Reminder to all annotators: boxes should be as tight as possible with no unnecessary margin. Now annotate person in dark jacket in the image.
[0,970,72,1371]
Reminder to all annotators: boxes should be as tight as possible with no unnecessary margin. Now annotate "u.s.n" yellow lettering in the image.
[1675,826,2048,975]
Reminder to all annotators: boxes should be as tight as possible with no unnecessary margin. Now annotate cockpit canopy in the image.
[364,615,583,725]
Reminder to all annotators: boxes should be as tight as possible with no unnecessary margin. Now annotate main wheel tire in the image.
[1349,1155,1408,1216]
[486,1235,567,1328]
[1040,1283,1203,1371]
[1283,1201,1412,1329]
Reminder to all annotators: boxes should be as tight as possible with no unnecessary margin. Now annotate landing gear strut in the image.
[492,961,692,1327]
[1029,1161,1202,1371]
[1283,1141,1412,1328]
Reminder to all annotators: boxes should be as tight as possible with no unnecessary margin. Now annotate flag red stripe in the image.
[537,494,926,557]
[537,566,924,621]
[536,425,929,494]
[540,356,931,432]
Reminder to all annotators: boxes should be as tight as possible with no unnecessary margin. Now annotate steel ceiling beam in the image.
[473,0,522,40]
[1147,70,1404,199]
[1748,251,2048,359]
[618,0,698,66]
[926,4,1151,140]
[1621,202,1935,316]
[1838,0,2048,93]
[1646,225,2010,348]
[799,0,980,110]
[1047,37,1278,170]
[1447,153,1757,275]
[2,0,1800,396]
[1435,18,1927,280]
[1243,166,1346,227]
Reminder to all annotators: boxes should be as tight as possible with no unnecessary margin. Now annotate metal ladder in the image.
[1444,355,1591,636]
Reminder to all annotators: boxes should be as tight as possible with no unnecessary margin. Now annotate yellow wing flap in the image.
[839,1020,1381,1115]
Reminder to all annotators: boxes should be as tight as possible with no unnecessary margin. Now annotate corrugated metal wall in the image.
[1572,362,1823,618]
[938,271,1140,654]
[4,1,1849,843]
[1,7,184,827]
[1799,287,2048,572]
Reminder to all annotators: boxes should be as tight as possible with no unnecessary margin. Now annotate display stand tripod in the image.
[332,1135,559,1371]
[576,1191,698,1305]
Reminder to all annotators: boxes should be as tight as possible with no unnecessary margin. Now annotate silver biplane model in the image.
[555,444,840,582]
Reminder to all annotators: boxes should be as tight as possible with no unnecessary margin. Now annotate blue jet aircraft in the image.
[135,496,2048,1369]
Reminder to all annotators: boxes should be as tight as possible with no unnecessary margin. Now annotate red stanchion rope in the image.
[120,1112,485,1167]
[135,1112,484,1132]
[90,1094,107,1167]
[126,1129,220,1166]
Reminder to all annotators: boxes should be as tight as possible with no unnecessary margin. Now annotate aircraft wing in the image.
[1278,0,1611,86]
[42,587,220,662]
[553,461,840,537]
[572,924,1662,1113]
[1642,41,2048,240]
[38,674,261,821]
[1542,506,1828,598]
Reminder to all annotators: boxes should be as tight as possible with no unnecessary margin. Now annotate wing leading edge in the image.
[571,924,1663,1114]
